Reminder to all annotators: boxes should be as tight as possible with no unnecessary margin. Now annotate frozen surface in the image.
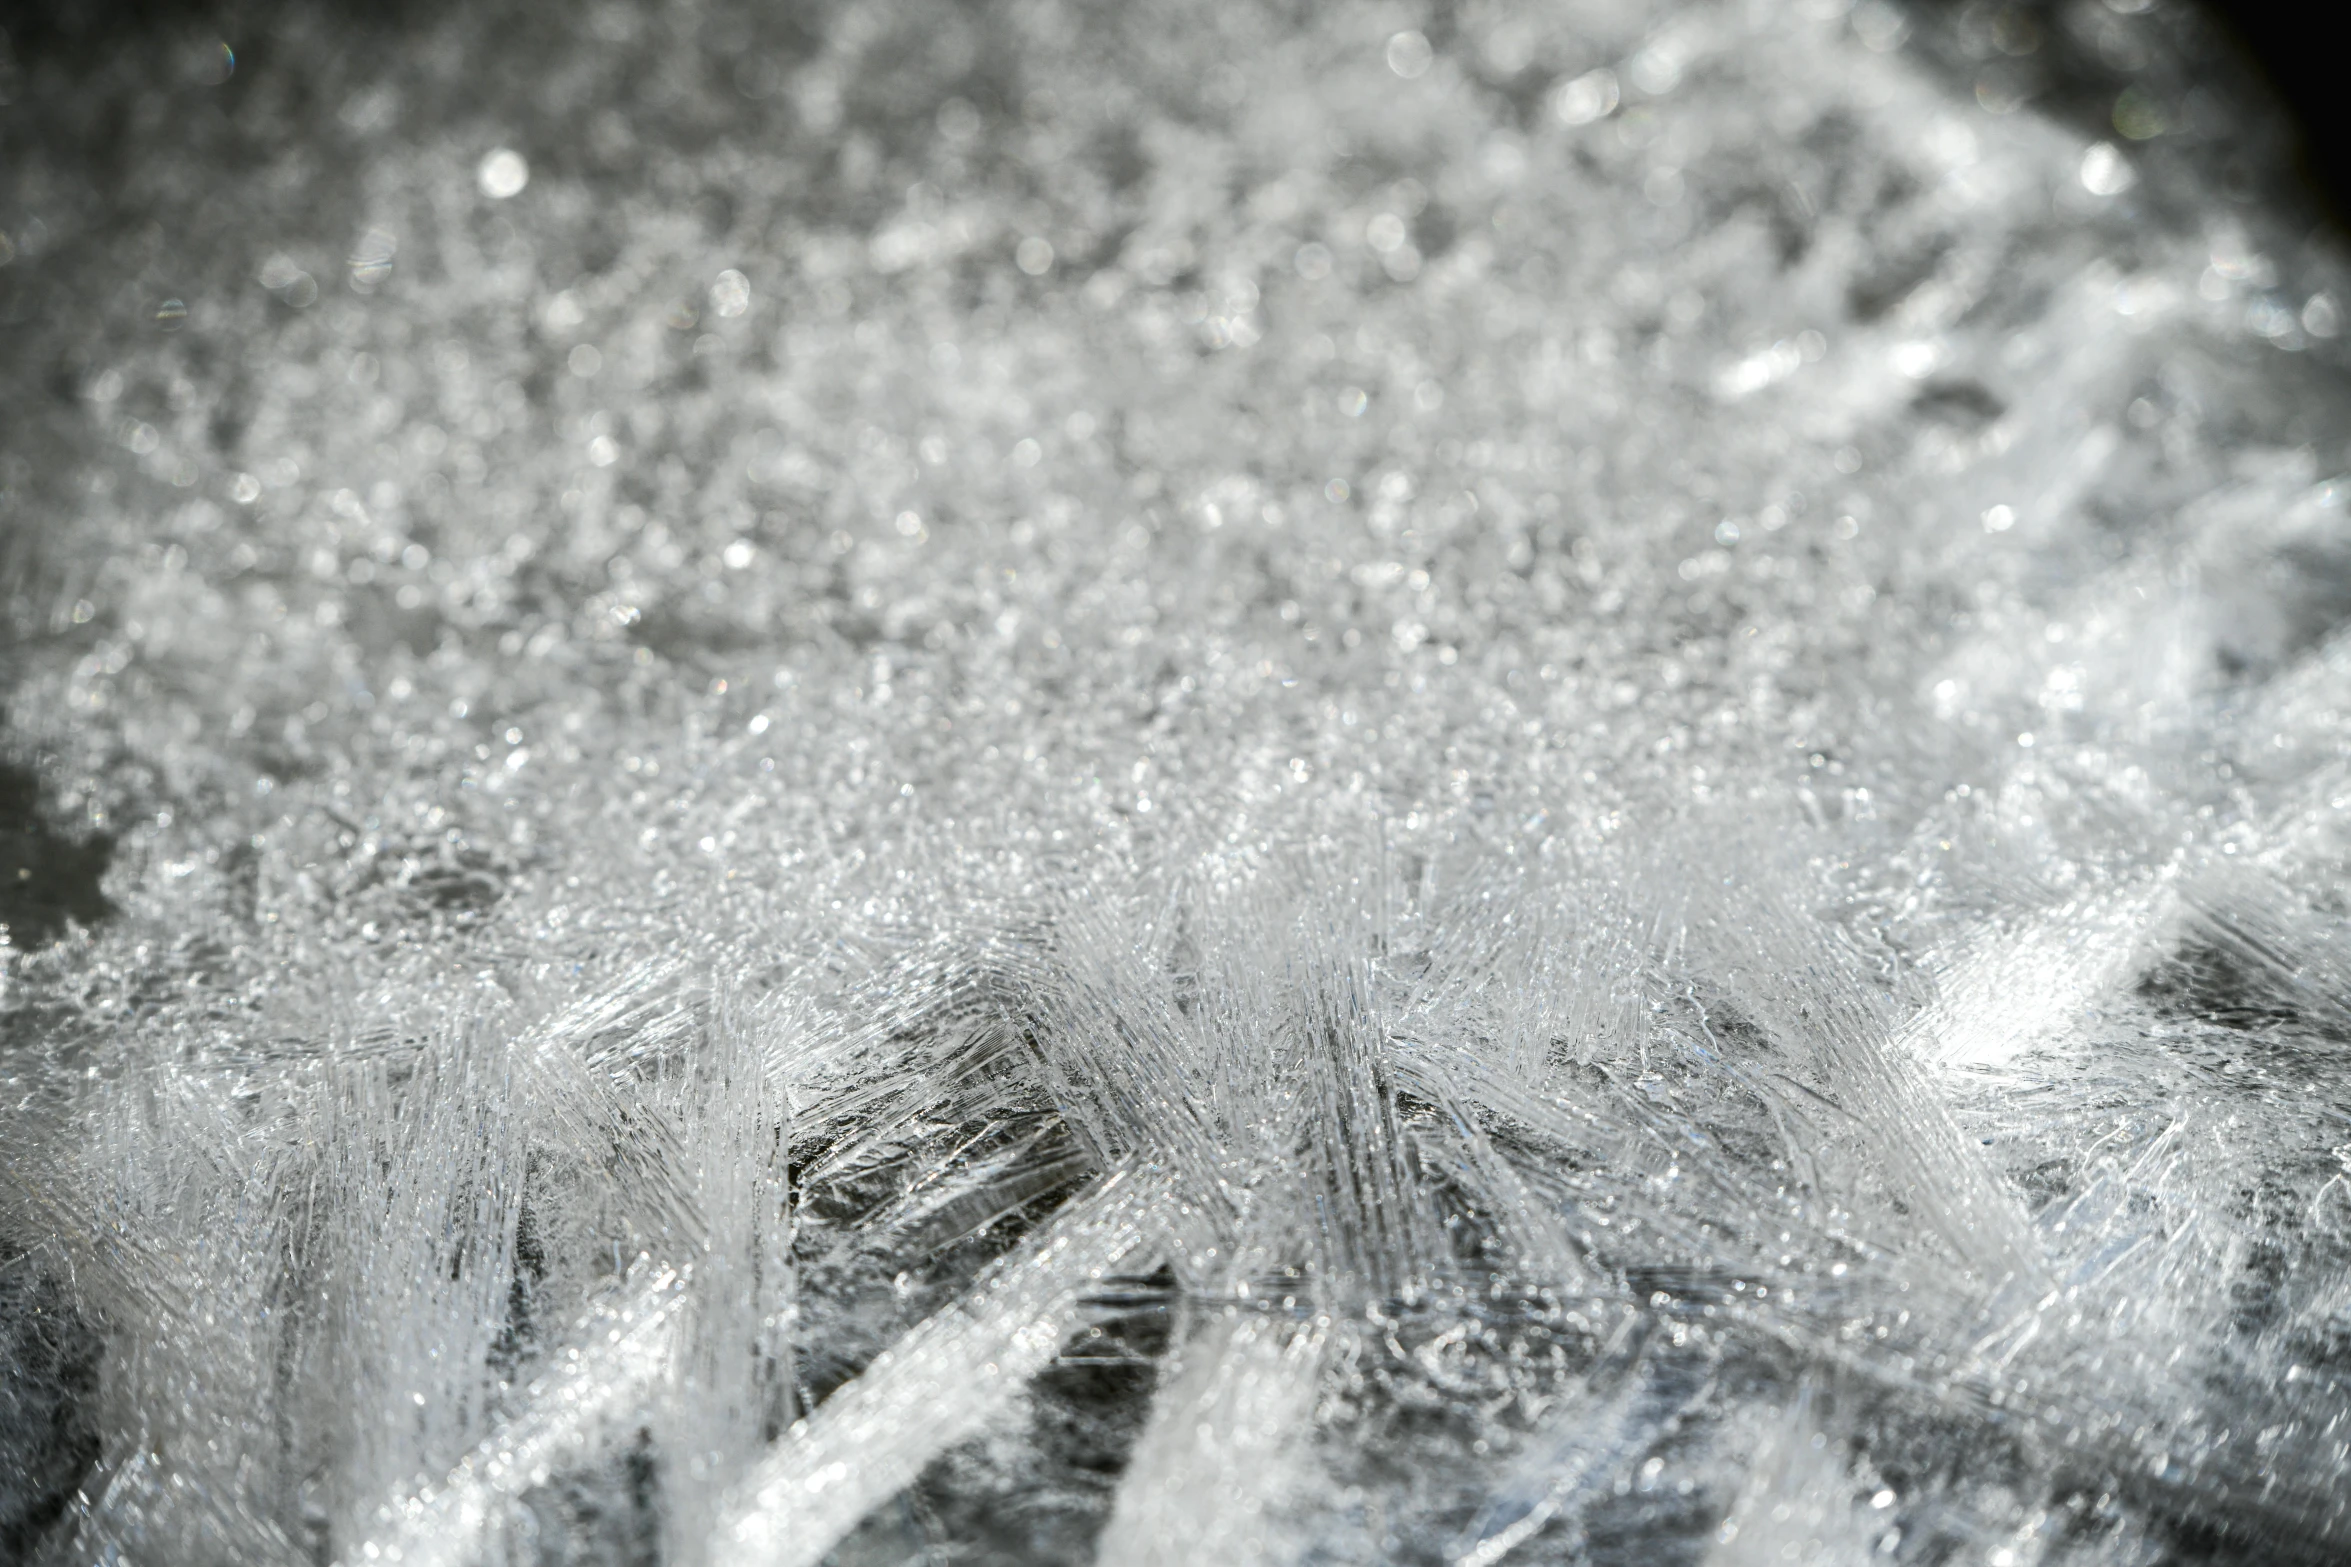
[4,0,2351,1562]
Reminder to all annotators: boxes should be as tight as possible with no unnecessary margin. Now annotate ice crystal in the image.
[3,0,2350,1563]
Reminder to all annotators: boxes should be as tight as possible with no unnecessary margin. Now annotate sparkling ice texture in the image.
[4,0,2351,1563]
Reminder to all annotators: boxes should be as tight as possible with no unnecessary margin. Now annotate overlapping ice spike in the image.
[710,1167,1166,1567]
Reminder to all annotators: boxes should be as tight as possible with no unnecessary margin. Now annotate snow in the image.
[4,0,2351,1561]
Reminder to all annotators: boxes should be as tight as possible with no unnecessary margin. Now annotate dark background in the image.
[2,0,2344,218]
[2206,3,2348,218]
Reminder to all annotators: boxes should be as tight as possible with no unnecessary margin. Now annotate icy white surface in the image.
[4,0,2351,1562]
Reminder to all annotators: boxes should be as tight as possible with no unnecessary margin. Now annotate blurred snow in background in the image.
[4,0,2351,1562]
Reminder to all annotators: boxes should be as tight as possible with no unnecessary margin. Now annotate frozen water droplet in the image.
[1552,68,1620,126]
[2080,142,2135,196]
[1385,31,1432,80]
[478,147,530,199]
[710,269,751,317]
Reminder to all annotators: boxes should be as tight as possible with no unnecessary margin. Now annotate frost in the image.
[3,0,2350,1563]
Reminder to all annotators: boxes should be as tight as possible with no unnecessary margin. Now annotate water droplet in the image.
[710,269,751,318]
[2079,142,2135,196]
[1551,68,1620,126]
[258,255,318,307]
[2112,85,2167,141]
[187,40,234,86]
[477,148,530,200]
[1384,31,1432,79]
[936,97,982,143]
[348,229,398,290]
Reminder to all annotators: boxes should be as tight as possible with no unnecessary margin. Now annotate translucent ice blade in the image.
[1446,1334,1690,1567]
[65,1445,310,1567]
[329,1262,689,1567]
[1683,840,2047,1289]
[1703,1386,1883,1567]
[1909,875,2182,1070]
[1388,1035,1588,1291]
[1095,1308,1327,1567]
[710,1166,1165,1567]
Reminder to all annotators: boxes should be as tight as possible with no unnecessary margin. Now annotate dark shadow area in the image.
[1905,0,2351,232]
[2149,1,2351,224]
[0,0,451,58]
[0,756,115,951]
[0,1260,102,1564]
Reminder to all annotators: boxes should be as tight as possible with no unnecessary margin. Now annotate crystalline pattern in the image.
[3,0,2350,1564]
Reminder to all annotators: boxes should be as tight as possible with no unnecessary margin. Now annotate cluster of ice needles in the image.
[4,0,2351,1561]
